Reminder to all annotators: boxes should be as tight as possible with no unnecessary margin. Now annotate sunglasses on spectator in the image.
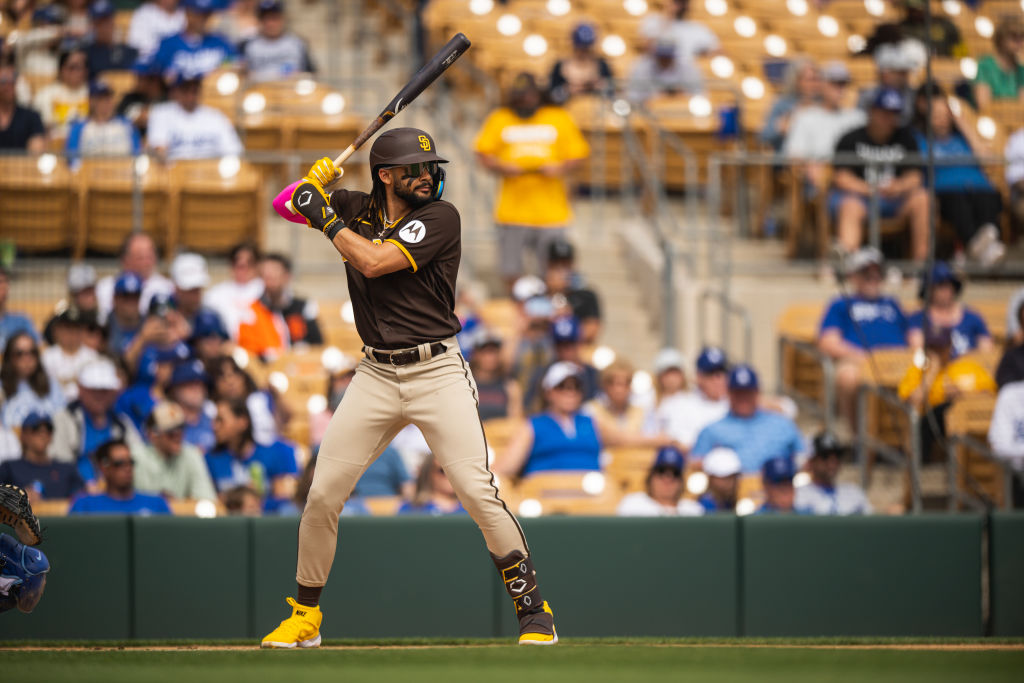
[24,424,54,434]
[11,347,37,357]
[553,380,582,392]
[106,458,135,468]
[652,467,682,479]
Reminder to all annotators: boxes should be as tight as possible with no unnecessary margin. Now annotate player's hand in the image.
[291,179,343,235]
[307,157,342,187]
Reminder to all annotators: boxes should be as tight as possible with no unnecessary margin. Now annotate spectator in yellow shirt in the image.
[474,73,590,292]
[898,323,996,461]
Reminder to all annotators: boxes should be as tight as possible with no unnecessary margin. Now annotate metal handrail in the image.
[775,336,837,435]
[855,384,923,513]
[698,288,753,364]
[946,433,1017,512]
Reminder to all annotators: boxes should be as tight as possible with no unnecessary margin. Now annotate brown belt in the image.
[364,341,447,366]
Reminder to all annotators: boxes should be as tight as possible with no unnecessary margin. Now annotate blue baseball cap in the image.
[191,309,228,340]
[171,359,208,386]
[920,260,962,300]
[728,364,759,391]
[154,342,191,363]
[258,0,284,14]
[21,411,54,430]
[89,80,113,97]
[696,346,728,374]
[114,271,143,296]
[572,23,597,48]
[551,316,581,344]
[653,446,686,473]
[148,291,177,316]
[89,0,115,19]
[33,5,64,24]
[762,456,796,484]
[182,0,217,13]
[872,87,905,113]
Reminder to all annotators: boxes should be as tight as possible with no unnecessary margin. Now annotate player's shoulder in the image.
[409,199,460,226]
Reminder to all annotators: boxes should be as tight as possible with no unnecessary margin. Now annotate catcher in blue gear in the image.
[0,484,49,614]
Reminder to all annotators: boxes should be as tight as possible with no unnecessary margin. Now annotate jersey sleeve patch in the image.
[397,220,427,244]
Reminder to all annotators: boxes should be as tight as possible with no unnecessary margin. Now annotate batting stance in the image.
[262,128,556,648]
[0,484,49,615]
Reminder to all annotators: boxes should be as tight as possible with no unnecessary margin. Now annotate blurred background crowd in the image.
[0,0,1022,519]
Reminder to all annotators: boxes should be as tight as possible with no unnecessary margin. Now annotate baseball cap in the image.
[762,456,796,484]
[872,87,905,112]
[846,246,884,275]
[258,0,284,15]
[89,80,113,97]
[89,0,115,19]
[114,271,143,296]
[920,260,962,300]
[653,348,687,375]
[154,342,191,363]
[148,401,186,433]
[728,364,759,391]
[571,23,597,48]
[523,295,555,320]
[551,316,581,344]
[191,309,229,340]
[653,446,686,473]
[542,361,583,391]
[696,346,728,374]
[182,0,217,13]
[702,447,741,477]
[512,275,547,302]
[812,431,843,458]
[78,359,121,391]
[171,252,210,290]
[167,68,204,88]
[21,411,53,430]
[33,4,64,24]
[874,43,915,72]
[821,61,851,84]
[171,359,208,386]
[55,305,87,326]
[369,127,448,169]
[67,263,97,292]
[547,239,575,264]
[148,292,177,317]
[472,328,503,350]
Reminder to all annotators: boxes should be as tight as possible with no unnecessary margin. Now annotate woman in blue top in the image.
[907,261,993,359]
[496,362,672,479]
[911,85,1006,267]
[0,332,64,429]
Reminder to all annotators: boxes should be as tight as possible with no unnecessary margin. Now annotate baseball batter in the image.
[261,128,557,648]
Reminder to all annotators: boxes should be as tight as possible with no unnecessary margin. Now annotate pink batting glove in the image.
[273,181,308,224]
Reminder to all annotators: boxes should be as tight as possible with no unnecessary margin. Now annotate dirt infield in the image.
[2,642,1022,652]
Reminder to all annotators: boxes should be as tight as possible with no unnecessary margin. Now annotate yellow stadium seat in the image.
[514,471,621,515]
[363,496,402,516]
[74,158,170,257]
[167,159,264,253]
[972,300,1008,345]
[945,393,1003,508]
[0,156,76,252]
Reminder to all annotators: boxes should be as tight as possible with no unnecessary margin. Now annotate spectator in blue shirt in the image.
[691,364,805,473]
[0,332,65,430]
[396,454,467,516]
[150,0,237,79]
[69,439,172,515]
[696,446,740,513]
[757,455,798,514]
[0,412,84,501]
[907,261,992,359]
[351,445,413,499]
[818,246,908,426]
[116,340,191,431]
[105,272,145,357]
[168,359,216,453]
[205,398,299,514]
[911,85,1005,268]
[0,267,40,351]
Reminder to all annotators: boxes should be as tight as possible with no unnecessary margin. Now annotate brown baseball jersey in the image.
[329,190,462,349]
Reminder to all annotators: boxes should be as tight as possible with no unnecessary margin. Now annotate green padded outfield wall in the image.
[741,515,984,637]
[990,512,1024,636]
[0,515,998,640]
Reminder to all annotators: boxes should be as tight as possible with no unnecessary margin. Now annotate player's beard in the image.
[395,180,433,209]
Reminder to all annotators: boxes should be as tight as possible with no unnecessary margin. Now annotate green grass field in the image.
[3,639,1023,683]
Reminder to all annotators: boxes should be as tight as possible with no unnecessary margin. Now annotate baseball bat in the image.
[285,33,472,214]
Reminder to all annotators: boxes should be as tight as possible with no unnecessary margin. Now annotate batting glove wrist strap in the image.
[291,180,341,234]
[325,219,347,241]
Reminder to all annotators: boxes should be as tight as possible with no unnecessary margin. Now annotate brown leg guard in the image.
[492,550,555,640]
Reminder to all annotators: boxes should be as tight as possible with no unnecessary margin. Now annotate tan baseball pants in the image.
[296,338,529,587]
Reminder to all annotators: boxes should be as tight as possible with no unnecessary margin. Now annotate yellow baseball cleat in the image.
[518,601,558,646]
[261,597,323,649]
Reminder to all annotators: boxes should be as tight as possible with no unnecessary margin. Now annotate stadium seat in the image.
[482,417,525,455]
[945,393,1004,509]
[74,158,170,257]
[167,159,264,253]
[0,156,77,252]
[363,496,402,516]
[513,471,621,515]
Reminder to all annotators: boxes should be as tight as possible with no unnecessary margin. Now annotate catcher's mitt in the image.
[0,484,42,546]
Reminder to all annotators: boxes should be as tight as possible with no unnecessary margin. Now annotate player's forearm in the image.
[329,229,400,278]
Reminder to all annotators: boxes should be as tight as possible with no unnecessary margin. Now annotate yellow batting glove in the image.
[307,157,342,187]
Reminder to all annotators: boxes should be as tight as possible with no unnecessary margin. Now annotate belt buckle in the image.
[388,351,400,366]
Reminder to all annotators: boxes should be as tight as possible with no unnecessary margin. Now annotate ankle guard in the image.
[492,550,543,618]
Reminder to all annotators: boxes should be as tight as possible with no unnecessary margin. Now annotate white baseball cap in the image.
[702,447,741,477]
[148,401,186,432]
[171,252,210,290]
[541,361,583,391]
[653,348,687,375]
[78,359,122,391]
[512,275,547,303]
[67,263,97,292]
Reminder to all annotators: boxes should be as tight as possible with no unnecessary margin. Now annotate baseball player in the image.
[261,128,557,648]
[0,484,49,615]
